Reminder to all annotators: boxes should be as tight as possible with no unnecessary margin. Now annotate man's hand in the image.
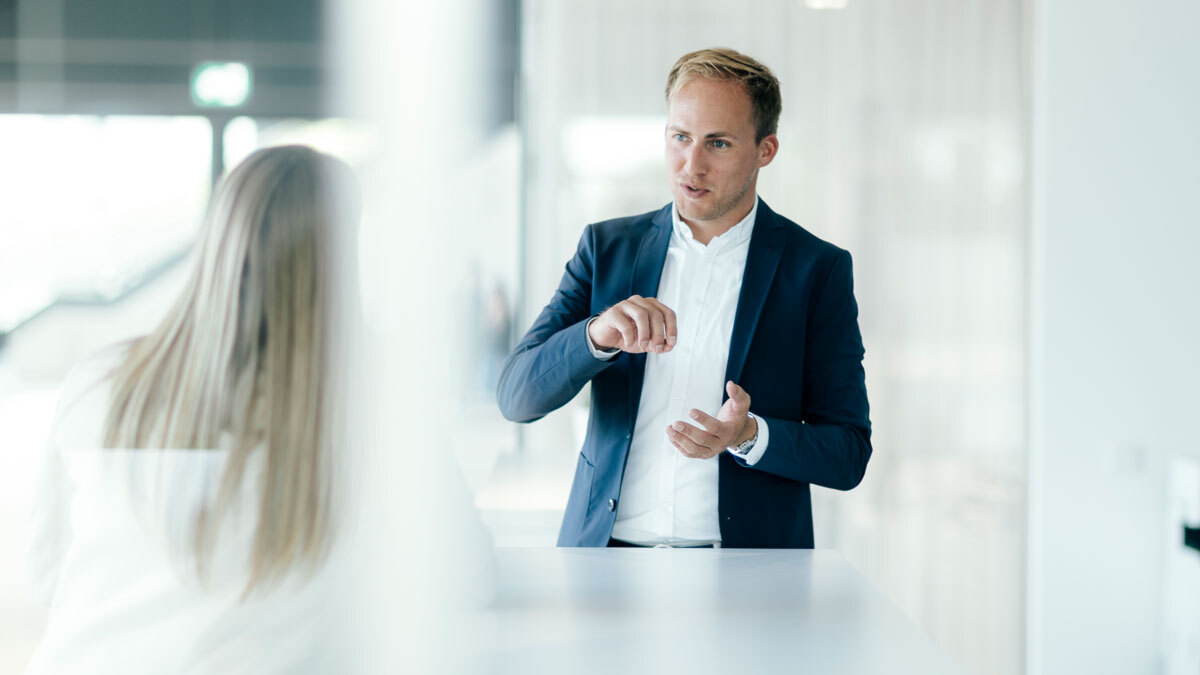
[666,381,756,460]
[588,295,678,354]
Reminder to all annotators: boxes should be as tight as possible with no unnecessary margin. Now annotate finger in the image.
[647,304,666,351]
[666,434,694,458]
[611,305,641,351]
[666,427,706,457]
[622,302,650,351]
[661,302,678,348]
[688,408,725,435]
[608,311,637,351]
[668,433,719,459]
[670,420,720,448]
[726,381,750,412]
[630,297,665,352]
[644,298,673,352]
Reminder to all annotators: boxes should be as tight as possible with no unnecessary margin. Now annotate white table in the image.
[458,547,963,674]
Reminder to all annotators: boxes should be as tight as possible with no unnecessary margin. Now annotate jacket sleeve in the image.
[496,225,617,423]
[736,249,873,490]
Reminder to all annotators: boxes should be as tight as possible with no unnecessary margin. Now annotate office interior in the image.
[0,1,1197,673]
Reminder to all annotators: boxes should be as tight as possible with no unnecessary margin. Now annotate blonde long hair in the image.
[103,145,356,591]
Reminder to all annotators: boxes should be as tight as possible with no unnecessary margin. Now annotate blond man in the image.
[499,48,871,548]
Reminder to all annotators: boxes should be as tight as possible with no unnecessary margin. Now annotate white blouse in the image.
[24,347,357,675]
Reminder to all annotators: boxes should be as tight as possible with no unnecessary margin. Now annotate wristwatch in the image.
[727,412,759,456]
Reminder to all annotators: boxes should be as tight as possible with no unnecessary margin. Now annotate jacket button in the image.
[607,498,617,511]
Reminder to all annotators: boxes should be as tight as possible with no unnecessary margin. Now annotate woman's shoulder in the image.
[65,340,131,385]
[51,340,137,449]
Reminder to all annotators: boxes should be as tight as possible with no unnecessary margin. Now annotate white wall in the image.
[1030,1,1200,673]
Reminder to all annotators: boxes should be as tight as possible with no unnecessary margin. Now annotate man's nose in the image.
[683,143,707,176]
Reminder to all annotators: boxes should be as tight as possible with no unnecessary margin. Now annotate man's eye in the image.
[711,140,728,149]
[674,134,688,142]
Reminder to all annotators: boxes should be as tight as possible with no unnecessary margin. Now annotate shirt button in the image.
[607,498,617,512]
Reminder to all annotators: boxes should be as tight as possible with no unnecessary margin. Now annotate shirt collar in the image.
[670,197,759,252]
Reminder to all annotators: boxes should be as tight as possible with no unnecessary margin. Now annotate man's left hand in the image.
[666,381,756,460]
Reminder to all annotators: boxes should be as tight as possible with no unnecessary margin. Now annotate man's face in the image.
[665,77,776,227]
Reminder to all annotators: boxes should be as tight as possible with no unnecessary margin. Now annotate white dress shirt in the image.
[589,200,770,546]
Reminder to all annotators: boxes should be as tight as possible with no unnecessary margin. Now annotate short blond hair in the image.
[665,47,782,142]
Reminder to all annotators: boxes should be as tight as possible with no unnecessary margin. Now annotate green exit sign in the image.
[191,62,252,108]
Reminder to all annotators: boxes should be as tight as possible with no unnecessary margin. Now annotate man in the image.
[497,48,871,548]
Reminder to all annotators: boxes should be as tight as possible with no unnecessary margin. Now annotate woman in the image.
[25,145,361,674]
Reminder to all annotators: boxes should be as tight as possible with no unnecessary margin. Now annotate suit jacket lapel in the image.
[629,205,674,300]
[626,204,673,427]
[724,198,785,391]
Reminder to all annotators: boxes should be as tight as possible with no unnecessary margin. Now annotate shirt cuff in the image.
[727,413,769,466]
[584,316,620,361]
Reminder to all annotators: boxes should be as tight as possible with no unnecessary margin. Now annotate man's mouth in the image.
[681,183,710,198]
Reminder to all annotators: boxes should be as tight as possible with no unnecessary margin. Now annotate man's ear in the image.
[757,134,780,168]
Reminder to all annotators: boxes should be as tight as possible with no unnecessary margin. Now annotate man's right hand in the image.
[588,295,678,354]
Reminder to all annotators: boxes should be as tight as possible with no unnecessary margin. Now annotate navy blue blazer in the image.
[497,199,871,548]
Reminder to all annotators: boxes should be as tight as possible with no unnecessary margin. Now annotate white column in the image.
[1029,1,1200,673]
